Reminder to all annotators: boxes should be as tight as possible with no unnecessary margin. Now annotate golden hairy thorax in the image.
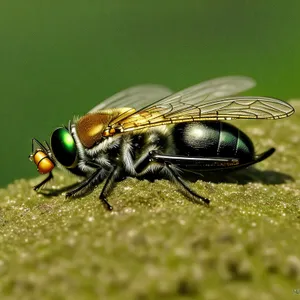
[76,108,136,148]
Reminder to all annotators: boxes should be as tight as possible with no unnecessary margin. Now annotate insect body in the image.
[29,76,294,209]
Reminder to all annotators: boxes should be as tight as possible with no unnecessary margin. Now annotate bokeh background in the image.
[1,0,299,187]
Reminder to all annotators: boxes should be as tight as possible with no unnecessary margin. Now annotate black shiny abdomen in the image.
[173,122,255,162]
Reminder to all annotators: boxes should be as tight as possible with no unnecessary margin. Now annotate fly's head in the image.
[29,127,79,174]
[30,108,131,176]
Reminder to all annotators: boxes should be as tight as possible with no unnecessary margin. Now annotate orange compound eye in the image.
[33,151,55,174]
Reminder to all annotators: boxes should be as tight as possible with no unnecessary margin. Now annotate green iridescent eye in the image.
[51,127,78,168]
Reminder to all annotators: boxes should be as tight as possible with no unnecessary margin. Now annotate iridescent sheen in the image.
[51,128,77,167]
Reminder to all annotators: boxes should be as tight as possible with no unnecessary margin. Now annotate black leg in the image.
[134,150,210,205]
[134,151,153,174]
[65,169,105,198]
[99,167,120,211]
[165,163,210,205]
[38,182,86,197]
[38,171,102,198]
[34,172,54,191]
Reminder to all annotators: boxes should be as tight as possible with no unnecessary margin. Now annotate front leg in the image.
[65,166,121,211]
[34,172,54,191]
[34,172,85,197]
[65,168,108,199]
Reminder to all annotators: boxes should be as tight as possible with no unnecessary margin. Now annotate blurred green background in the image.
[1,0,299,187]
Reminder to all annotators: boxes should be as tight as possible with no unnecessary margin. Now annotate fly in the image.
[29,76,295,210]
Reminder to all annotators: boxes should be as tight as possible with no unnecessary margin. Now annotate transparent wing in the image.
[147,75,257,106]
[107,77,294,133]
[88,84,173,113]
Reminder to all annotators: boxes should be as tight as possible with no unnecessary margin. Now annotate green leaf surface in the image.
[1,101,300,300]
